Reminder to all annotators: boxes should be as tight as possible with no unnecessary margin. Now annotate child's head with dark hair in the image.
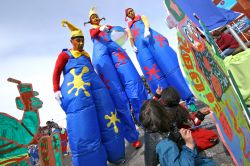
[160,86,189,128]
[139,100,173,133]
[160,86,180,107]
[140,99,186,148]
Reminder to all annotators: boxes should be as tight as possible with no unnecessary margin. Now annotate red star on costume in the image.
[98,31,108,42]
[113,48,128,68]
[144,64,160,81]
[154,34,168,47]
[131,24,140,42]
[100,74,110,90]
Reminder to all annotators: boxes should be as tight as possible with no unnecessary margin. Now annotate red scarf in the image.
[128,15,141,28]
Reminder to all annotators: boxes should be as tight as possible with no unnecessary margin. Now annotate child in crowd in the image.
[140,100,215,166]
[154,86,218,151]
[154,86,208,126]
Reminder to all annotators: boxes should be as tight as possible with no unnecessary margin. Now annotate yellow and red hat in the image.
[61,20,83,38]
[89,7,97,19]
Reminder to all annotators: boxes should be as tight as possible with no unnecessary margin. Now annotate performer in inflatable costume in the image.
[125,8,196,111]
[85,7,147,148]
[52,20,125,165]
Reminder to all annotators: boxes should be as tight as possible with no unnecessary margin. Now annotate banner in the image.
[231,16,250,34]
[164,0,250,165]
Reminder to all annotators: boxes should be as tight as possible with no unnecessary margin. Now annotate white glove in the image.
[132,45,138,53]
[144,29,151,38]
[99,25,109,32]
[54,90,62,105]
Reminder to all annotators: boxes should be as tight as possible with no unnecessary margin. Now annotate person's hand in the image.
[99,25,109,32]
[156,84,163,95]
[144,29,151,38]
[200,107,211,115]
[55,90,62,105]
[132,45,138,53]
[179,128,194,150]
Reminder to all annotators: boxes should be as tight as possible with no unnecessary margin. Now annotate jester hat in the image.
[89,7,98,19]
[61,20,84,38]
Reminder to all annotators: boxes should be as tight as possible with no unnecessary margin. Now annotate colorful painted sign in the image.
[164,0,250,165]
[38,133,63,166]
[0,78,42,166]
[231,16,250,34]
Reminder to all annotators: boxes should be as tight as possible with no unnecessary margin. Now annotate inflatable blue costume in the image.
[125,8,194,106]
[86,7,147,148]
[53,20,125,165]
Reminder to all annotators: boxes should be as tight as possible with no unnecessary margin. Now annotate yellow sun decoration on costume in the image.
[105,112,121,133]
[67,67,91,96]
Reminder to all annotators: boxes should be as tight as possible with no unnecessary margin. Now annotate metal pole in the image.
[226,24,248,50]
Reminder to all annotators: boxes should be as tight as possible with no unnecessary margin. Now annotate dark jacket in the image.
[144,132,162,166]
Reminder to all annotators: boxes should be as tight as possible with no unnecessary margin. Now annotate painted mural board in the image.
[38,132,63,166]
[231,16,250,34]
[0,78,42,166]
[164,0,250,165]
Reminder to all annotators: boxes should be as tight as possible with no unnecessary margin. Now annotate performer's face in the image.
[90,14,100,25]
[127,9,135,20]
[71,37,84,51]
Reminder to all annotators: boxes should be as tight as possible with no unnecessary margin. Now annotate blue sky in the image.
[0,0,177,127]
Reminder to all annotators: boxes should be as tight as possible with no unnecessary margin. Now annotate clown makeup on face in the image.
[71,37,84,52]
[127,8,135,20]
[90,14,101,25]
